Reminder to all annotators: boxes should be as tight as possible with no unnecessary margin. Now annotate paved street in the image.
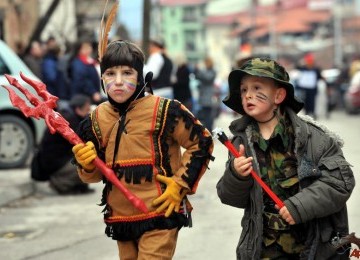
[0,111,359,259]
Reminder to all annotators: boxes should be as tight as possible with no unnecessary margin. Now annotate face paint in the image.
[103,79,115,92]
[255,92,269,103]
[124,78,137,91]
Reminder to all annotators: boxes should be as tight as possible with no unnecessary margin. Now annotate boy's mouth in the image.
[114,89,125,94]
[246,102,255,109]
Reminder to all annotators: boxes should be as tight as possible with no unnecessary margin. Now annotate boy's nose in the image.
[245,92,253,99]
[115,74,123,84]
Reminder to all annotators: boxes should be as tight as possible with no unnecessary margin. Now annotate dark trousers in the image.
[197,106,214,132]
[49,161,88,194]
[298,88,317,116]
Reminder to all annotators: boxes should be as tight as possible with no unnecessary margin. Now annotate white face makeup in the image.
[102,66,138,103]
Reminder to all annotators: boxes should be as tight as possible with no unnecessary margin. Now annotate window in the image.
[183,7,197,22]
[185,31,196,52]
[0,56,10,75]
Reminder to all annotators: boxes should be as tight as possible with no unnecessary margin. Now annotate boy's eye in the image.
[124,70,133,75]
[105,71,115,77]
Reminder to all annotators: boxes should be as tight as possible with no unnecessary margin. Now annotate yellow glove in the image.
[72,141,97,172]
[152,175,187,217]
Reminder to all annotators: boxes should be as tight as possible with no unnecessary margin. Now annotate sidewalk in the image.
[0,168,35,207]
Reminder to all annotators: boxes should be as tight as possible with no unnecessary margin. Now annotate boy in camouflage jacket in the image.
[217,57,355,259]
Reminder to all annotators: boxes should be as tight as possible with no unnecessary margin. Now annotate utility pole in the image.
[24,0,61,55]
[142,0,151,58]
[334,0,343,68]
[249,0,258,53]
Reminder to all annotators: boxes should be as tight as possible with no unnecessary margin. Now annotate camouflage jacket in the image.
[216,108,355,260]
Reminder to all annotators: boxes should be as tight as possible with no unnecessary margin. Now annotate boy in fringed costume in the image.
[72,1,214,259]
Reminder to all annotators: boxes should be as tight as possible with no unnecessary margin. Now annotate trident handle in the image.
[92,158,148,213]
[213,128,285,208]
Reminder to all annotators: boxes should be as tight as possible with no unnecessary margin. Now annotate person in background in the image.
[217,57,354,259]
[23,41,43,79]
[41,43,70,101]
[172,55,193,112]
[194,57,217,132]
[144,39,174,98]
[31,94,93,195]
[70,39,102,104]
[294,53,322,118]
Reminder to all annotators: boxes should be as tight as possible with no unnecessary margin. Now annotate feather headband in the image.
[98,0,119,62]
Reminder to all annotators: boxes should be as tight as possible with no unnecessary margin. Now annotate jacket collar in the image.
[229,108,308,149]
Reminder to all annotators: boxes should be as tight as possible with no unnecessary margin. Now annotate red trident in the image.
[2,72,148,213]
[212,127,284,208]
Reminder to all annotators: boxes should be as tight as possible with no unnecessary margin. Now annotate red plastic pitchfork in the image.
[212,127,285,208]
[2,72,148,213]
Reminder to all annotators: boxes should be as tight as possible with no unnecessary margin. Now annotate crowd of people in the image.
[22,37,103,107]
[17,16,356,258]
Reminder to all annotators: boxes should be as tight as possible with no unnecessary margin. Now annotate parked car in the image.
[321,68,342,112]
[344,70,360,114]
[344,87,360,114]
[0,40,46,169]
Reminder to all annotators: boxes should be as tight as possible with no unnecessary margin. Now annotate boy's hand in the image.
[275,205,295,225]
[72,141,97,172]
[232,144,253,177]
[152,175,187,217]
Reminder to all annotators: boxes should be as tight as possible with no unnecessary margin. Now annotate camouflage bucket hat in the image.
[223,57,304,115]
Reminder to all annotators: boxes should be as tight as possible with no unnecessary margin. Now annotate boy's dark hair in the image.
[100,40,145,87]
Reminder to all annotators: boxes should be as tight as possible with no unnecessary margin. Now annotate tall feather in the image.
[98,0,119,62]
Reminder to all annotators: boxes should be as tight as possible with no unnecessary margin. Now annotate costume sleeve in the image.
[75,115,103,183]
[284,133,355,224]
[216,137,254,209]
[168,102,214,193]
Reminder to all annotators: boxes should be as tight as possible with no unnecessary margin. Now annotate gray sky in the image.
[118,0,143,40]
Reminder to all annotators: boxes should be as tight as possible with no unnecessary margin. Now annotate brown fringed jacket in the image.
[76,95,214,241]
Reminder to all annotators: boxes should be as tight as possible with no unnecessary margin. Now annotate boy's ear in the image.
[275,87,286,105]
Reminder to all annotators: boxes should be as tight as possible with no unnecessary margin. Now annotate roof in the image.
[159,0,207,6]
[343,16,360,30]
[230,5,331,38]
[205,12,242,25]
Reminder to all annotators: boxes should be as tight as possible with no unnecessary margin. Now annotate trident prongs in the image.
[19,72,58,109]
[3,74,61,133]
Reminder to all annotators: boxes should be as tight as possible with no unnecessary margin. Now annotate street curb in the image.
[0,169,35,207]
[0,181,34,207]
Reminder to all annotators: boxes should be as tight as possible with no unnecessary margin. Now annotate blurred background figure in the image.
[172,54,193,112]
[41,40,70,102]
[31,94,94,195]
[144,39,174,98]
[23,40,44,79]
[70,39,102,104]
[294,53,322,119]
[194,56,217,132]
[315,78,329,119]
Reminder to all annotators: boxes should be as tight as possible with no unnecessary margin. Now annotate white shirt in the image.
[144,52,164,80]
